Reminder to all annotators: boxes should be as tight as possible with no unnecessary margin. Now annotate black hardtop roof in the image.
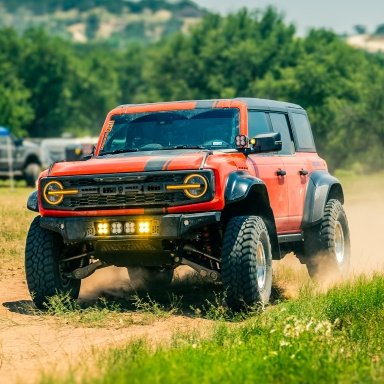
[117,97,304,111]
[235,97,303,110]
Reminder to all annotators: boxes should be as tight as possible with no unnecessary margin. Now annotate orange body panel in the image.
[37,99,328,235]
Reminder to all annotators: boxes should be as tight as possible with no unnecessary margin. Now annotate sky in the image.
[193,0,384,35]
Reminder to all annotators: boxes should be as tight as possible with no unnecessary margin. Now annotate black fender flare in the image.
[224,171,265,203]
[224,171,280,260]
[302,170,344,228]
[27,190,39,212]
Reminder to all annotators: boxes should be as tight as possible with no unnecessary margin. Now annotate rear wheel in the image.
[304,199,351,279]
[25,216,82,309]
[127,267,174,291]
[221,216,272,311]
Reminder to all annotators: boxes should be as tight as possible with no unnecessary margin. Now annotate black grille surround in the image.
[40,170,214,211]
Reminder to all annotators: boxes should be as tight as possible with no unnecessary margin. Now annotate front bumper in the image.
[40,211,221,243]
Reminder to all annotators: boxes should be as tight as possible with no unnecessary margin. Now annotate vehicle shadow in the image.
[3,274,286,319]
[3,300,38,315]
[79,271,287,320]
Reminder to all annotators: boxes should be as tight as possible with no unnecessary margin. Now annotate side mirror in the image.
[249,132,282,153]
[14,138,23,146]
[65,145,83,161]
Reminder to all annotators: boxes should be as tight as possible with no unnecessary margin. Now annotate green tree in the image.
[138,8,299,101]
[20,28,79,137]
[0,29,33,136]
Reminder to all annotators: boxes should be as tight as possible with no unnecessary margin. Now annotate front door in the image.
[247,154,289,233]
[246,110,289,233]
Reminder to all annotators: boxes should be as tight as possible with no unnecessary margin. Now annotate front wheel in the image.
[25,216,81,309]
[221,216,273,311]
[304,199,351,279]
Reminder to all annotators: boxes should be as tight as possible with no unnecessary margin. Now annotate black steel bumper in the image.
[40,212,221,244]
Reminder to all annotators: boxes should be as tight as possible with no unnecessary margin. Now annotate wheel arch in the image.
[23,154,41,168]
[302,170,344,229]
[223,171,280,260]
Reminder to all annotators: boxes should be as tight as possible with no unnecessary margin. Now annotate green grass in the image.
[41,274,384,384]
[36,292,183,328]
[0,185,35,277]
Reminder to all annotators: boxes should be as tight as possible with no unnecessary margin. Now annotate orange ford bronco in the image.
[26,98,350,310]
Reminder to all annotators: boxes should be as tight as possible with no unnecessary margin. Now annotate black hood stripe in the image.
[144,158,171,171]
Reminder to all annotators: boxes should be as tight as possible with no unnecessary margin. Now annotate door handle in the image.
[276,169,286,176]
[299,169,308,176]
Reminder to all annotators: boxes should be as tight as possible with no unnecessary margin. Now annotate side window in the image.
[269,113,294,155]
[248,111,271,138]
[291,113,316,152]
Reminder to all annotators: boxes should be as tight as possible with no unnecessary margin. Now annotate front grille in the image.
[63,191,185,209]
[41,171,213,211]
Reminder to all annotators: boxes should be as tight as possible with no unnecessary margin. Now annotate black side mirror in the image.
[14,138,23,146]
[249,132,282,153]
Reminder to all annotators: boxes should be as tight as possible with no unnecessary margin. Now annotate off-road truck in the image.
[25,98,351,310]
[0,135,41,187]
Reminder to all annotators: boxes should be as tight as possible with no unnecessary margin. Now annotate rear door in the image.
[276,111,314,231]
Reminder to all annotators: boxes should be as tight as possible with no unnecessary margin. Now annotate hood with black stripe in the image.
[47,150,210,177]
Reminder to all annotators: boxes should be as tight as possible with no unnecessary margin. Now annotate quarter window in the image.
[291,113,316,151]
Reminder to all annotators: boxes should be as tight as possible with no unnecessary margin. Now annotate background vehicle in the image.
[0,133,97,187]
[40,137,97,166]
[25,98,351,310]
[0,127,42,187]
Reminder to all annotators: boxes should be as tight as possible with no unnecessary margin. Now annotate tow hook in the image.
[66,260,107,279]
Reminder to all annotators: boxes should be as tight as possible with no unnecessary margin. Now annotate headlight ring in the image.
[183,174,208,199]
[43,181,64,205]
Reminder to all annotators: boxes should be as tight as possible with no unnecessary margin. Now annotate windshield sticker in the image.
[100,120,115,150]
[212,141,223,146]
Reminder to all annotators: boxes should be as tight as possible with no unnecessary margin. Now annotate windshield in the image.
[99,108,239,154]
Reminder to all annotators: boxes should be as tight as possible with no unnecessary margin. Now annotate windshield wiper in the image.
[161,145,206,150]
[98,148,139,156]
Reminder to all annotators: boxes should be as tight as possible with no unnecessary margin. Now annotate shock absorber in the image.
[202,226,214,269]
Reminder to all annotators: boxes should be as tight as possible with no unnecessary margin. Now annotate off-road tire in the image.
[24,163,40,187]
[304,199,351,279]
[128,267,174,291]
[221,216,272,311]
[25,216,81,309]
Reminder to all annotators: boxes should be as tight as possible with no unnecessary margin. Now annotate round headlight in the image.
[43,181,64,205]
[183,174,208,199]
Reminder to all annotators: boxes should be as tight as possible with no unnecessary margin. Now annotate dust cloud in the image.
[79,266,132,300]
[79,264,196,301]
[273,184,384,298]
[347,197,384,274]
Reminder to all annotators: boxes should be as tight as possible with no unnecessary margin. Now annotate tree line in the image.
[0,8,383,171]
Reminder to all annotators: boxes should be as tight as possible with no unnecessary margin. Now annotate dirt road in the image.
[0,267,215,384]
[1,186,383,384]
